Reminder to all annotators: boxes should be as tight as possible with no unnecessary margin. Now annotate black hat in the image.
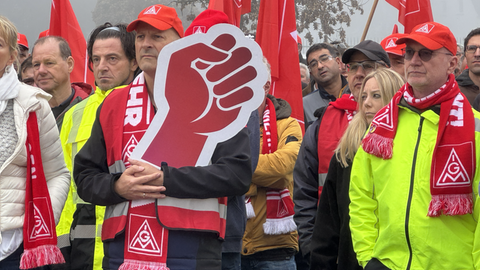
[342,40,391,67]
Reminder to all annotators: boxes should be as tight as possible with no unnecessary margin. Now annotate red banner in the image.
[208,0,251,27]
[255,0,304,131]
[386,0,433,33]
[49,0,94,86]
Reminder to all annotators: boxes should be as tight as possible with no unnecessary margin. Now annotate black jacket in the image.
[74,103,252,205]
[293,106,326,260]
[309,156,361,270]
[223,111,260,253]
[457,69,480,108]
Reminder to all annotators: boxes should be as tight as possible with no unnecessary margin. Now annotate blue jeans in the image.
[241,256,296,270]
[222,252,241,270]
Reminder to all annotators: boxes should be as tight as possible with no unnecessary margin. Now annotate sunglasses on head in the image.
[402,48,452,62]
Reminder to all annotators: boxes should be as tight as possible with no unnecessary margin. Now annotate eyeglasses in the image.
[346,60,384,74]
[308,55,333,69]
[466,45,480,54]
[402,48,452,62]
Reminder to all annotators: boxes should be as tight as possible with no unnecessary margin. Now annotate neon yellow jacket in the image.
[350,101,480,270]
[57,86,124,270]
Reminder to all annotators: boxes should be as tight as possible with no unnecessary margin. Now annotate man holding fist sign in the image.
[74,5,267,270]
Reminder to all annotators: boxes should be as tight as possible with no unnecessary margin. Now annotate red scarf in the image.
[117,75,169,270]
[362,74,475,217]
[20,112,65,269]
[329,94,357,121]
[316,94,357,198]
[261,98,296,235]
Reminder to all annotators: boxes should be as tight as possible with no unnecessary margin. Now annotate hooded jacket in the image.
[242,95,302,257]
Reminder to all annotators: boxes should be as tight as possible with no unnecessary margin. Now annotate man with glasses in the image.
[293,40,389,266]
[302,43,348,125]
[342,40,390,100]
[458,28,480,108]
[350,22,480,270]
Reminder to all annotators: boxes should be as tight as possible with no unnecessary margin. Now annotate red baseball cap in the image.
[381,33,407,56]
[127,5,184,38]
[184,9,229,36]
[396,22,457,55]
[38,29,50,39]
[17,33,28,49]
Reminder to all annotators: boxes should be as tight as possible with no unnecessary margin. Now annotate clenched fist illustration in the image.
[131,24,267,168]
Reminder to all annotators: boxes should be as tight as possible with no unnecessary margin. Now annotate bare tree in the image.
[296,0,364,45]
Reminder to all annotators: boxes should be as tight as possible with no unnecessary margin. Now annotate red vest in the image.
[99,83,227,241]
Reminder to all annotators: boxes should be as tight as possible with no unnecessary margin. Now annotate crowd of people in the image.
[0,3,480,270]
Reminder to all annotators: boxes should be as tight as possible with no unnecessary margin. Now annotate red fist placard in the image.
[131,24,267,168]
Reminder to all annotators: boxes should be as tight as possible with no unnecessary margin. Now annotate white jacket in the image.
[0,83,70,240]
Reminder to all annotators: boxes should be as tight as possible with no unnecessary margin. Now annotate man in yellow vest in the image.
[55,23,138,270]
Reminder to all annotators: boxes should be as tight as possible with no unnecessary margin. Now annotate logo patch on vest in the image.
[128,215,164,256]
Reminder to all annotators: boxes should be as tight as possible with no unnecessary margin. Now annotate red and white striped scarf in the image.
[329,94,357,121]
[21,112,65,269]
[362,74,475,217]
[118,74,169,270]
[246,98,296,234]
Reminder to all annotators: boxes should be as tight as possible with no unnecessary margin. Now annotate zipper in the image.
[405,116,424,270]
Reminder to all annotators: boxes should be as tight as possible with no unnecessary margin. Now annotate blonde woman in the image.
[0,16,69,269]
[309,69,404,270]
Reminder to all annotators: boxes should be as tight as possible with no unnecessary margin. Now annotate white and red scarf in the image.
[329,94,357,121]
[118,75,169,270]
[20,112,65,269]
[362,74,475,217]
[246,98,297,235]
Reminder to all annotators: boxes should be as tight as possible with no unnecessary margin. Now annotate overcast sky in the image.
[1,0,479,52]
[0,0,96,49]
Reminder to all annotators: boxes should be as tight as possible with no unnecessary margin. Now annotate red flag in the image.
[255,0,304,131]
[386,0,433,33]
[208,0,251,27]
[49,0,94,86]
[392,24,399,34]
